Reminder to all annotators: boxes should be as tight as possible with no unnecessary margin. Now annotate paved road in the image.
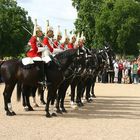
[0,83,140,140]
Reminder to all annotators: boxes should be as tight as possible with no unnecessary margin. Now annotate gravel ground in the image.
[0,83,140,140]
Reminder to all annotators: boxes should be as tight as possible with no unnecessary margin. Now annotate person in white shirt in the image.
[113,60,119,83]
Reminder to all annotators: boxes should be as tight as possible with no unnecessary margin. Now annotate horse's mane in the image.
[55,48,77,60]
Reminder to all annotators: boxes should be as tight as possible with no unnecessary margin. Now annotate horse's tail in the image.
[17,82,22,101]
[0,60,5,83]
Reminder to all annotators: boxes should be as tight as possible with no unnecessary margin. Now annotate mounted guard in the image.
[43,20,63,56]
[61,29,70,50]
[25,19,51,85]
[54,25,63,49]
[68,31,76,49]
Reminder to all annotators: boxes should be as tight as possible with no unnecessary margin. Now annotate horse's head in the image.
[97,46,114,70]
[98,49,107,63]
[103,45,116,70]
[83,48,99,76]
[90,48,99,68]
[76,47,87,65]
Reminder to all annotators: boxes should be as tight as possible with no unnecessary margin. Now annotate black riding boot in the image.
[34,61,51,86]
[35,61,46,86]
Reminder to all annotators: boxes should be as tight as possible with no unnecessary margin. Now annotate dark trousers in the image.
[118,70,122,83]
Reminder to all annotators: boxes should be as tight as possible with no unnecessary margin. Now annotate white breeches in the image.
[42,56,51,63]
[41,48,52,63]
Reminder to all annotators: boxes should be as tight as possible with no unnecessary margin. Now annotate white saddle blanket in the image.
[22,56,51,65]
[22,57,34,65]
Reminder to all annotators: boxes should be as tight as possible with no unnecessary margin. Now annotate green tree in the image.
[0,0,33,58]
[95,0,140,56]
[72,0,140,56]
[72,0,103,48]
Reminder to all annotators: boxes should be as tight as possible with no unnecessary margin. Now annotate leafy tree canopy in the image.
[72,0,140,56]
[0,0,33,58]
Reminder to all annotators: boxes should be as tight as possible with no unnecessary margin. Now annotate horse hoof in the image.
[77,103,82,107]
[56,109,63,114]
[81,99,86,104]
[89,98,93,102]
[24,107,29,111]
[87,100,91,103]
[11,111,16,115]
[51,113,57,117]
[87,99,92,103]
[28,107,34,111]
[6,111,14,116]
[46,113,52,118]
[92,95,96,98]
[61,108,67,113]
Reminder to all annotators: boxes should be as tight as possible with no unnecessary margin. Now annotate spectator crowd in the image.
[98,58,140,84]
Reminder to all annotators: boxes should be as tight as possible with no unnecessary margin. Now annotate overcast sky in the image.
[17,0,77,34]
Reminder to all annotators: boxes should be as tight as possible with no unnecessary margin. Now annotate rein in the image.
[64,64,84,80]
[63,67,76,80]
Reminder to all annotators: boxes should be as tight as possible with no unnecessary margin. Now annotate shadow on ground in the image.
[15,95,140,120]
[59,95,140,120]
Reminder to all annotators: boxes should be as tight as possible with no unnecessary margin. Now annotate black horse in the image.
[75,45,115,105]
[69,50,95,106]
[77,50,98,103]
[0,59,43,116]
[90,45,115,98]
[0,48,80,117]
[56,48,86,113]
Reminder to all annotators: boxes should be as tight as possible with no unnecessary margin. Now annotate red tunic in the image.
[60,43,64,50]
[60,43,70,50]
[26,36,41,57]
[43,37,54,53]
[53,40,58,48]
[54,40,63,49]
[68,43,74,49]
